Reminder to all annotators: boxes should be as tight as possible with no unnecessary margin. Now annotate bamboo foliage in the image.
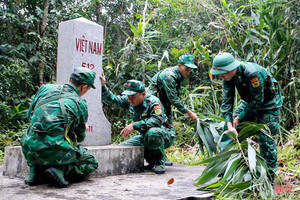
[195,121,274,198]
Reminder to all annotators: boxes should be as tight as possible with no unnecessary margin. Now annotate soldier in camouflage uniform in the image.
[100,72,175,174]
[147,55,198,123]
[22,67,98,187]
[210,52,282,184]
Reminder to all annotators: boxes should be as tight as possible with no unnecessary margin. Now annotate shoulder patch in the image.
[154,105,162,115]
[250,77,260,88]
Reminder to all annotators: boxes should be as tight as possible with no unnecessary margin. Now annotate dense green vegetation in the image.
[1,0,299,198]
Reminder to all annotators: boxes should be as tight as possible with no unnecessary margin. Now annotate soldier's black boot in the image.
[45,167,69,188]
[24,166,43,186]
[153,157,165,174]
[164,156,173,166]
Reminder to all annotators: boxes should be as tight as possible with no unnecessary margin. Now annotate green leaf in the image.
[127,20,139,37]
[248,142,256,173]
[203,126,217,153]
[221,156,242,182]
[196,131,205,156]
[209,125,220,143]
[221,181,251,193]
[242,29,251,47]
[198,149,239,165]
[195,161,228,185]
[228,38,242,54]
[198,182,222,190]
[196,119,213,157]
[238,123,265,140]
[250,35,263,45]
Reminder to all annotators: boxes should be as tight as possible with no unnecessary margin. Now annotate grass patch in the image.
[166,144,204,166]
[275,130,300,199]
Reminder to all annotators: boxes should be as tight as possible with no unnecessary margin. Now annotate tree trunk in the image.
[38,0,49,86]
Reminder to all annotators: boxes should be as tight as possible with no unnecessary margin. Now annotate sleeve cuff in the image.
[181,107,189,114]
[225,115,233,123]
[132,122,139,130]
[238,111,246,120]
[102,86,109,93]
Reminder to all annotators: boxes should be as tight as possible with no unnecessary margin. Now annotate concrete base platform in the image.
[0,163,211,200]
[3,145,144,178]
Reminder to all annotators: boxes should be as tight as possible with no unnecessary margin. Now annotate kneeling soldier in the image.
[22,67,98,187]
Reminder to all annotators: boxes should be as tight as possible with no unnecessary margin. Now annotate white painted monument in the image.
[56,17,111,145]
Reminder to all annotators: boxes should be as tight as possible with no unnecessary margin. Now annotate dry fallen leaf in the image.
[167,178,174,185]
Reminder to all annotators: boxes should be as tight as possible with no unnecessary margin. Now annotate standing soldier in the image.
[147,55,198,123]
[100,72,175,174]
[210,52,282,184]
[22,67,98,187]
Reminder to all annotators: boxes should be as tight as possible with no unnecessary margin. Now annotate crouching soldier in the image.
[100,72,175,174]
[210,52,282,184]
[22,67,98,187]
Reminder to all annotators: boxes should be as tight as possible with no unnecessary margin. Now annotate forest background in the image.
[0,0,299,196]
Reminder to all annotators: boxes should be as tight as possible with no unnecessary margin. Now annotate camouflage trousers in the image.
[63,145,98,178]
[22,131,98,179]
[120,127,175,165]
[221,101,280,183]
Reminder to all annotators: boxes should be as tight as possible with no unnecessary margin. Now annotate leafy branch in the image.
[195,120,274,199]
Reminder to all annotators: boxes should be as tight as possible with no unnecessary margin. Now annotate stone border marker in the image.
[56,17,111,145]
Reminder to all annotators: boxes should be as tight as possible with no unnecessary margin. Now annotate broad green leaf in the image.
[220,181,251,193]
[221,156,242,182]
[209,125,220,143]
[193,193,214,198]
[256,164,266,184]
[238,124,265,140]
[195,161,228,185]
[203,126,217,154]
[198,149,239,165]
[196,119,213,157]
[222,0,228,9]
[248,142,257,173]
[127,21,139,37]
[250,35,263,45]
[198,182,222,190]
[196,132,205,156]
[228,38,242,54]
[246,46,253,61]
[242,29,251,47]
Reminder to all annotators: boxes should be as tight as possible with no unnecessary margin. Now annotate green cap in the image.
[70,67,96,89]
[122,80,145,95]
[210,52,241,75]
[178,55,197,69]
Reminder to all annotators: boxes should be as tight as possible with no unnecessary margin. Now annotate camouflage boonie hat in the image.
[178,55,197,69]
[122,80,145,95]
[210,52,241,75]
[70,67,96,89]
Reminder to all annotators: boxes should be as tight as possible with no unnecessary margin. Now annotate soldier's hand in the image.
[186,110,198,122]
[120,124,134,138]
[99,71,106,87]
[233,116,241,128]
[227,121,238,136]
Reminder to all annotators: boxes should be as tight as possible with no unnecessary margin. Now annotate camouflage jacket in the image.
[221,62,282,123]
[102,86,174,135]
[22,83,88,165]
[147,66,188,113]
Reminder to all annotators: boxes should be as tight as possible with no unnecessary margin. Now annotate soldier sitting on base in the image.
[22,67,99,188]
[100,72,175,174]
